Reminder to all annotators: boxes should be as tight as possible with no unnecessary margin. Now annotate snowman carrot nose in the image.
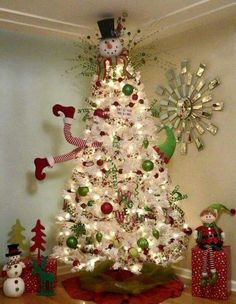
[106,41,113,49]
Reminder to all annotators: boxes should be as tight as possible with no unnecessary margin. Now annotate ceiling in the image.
[0,0,235,41]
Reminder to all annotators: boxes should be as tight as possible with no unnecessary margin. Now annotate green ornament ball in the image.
[122,84,134,96]
[152,228,160,239]
[137,237,149,250]
[66,236,78,249]
[96,231,103,243]
[142,160,154,172]
[77,186,89,197]
[129,247,139,258]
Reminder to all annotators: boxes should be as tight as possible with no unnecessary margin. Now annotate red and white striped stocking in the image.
[202,245,215,276]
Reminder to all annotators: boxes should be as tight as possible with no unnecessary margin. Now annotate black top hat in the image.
[6,244,21,257]
[97,18,118,39]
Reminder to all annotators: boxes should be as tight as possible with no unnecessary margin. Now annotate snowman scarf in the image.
[97,50,132,80]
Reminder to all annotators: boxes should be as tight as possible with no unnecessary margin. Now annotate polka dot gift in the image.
[21,257,57,293]
[192,246,231,300]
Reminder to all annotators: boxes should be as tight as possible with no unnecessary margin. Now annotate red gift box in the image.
[192,246,231,300]
[22,256,57,293]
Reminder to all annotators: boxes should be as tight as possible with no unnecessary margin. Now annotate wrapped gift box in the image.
[22,256,57,293]
[192,246,231,300]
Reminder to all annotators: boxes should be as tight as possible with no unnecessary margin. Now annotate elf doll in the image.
[194,203,235,287]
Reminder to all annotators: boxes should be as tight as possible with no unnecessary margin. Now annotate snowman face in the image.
[8,255,20,264]
[6,263,24,278]
[99,38,123,57]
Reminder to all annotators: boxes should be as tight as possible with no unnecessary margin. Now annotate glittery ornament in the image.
[137,237,149,250]
[72,260,80,267]
[132,93,138,100]
[101,202,113,214]
[66,236,78,249]
[142,160,154,172]
[77,186,89,197]
[152,228,160,239]
[97,159,104,166]
[129,247,139,258]
[122,84,134,96]
[96,232,103,242]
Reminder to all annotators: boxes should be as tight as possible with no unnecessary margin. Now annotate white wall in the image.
[141,16,236,280]
[0,29,89,263]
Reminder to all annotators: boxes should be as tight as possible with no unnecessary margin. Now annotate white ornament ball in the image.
[3,277,25,297]
[99,38,123,58]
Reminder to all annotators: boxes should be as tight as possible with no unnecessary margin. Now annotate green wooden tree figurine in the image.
[8,219,28,252]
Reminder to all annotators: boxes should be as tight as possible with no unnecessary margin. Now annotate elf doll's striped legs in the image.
[34,104,102,181]
[200,245,217,287]
[34,148,81,181]
[53,104,101,148]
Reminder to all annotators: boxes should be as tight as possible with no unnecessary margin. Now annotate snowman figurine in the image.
[2,244,25,297]
[97,18,131,79]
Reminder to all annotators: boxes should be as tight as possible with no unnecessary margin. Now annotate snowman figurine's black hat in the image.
[6,244,21,257]
[97,18,119,39]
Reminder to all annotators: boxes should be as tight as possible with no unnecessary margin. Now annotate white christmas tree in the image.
[50,19,191,275]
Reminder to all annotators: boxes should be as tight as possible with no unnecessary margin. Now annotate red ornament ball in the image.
[96,80,101,87]
[97,159,104,166]
[183,227,193,235]
[132,93,138,100]
[101,202,113,214]
[94,108,105,118]
[72,260,80,267]
[230,209,236,215]
[128,102,135,107]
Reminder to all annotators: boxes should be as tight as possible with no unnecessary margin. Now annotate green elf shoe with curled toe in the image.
[200,275,208,288]
[209,271,217,286]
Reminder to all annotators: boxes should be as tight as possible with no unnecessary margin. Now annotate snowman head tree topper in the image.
[97,18,123,58]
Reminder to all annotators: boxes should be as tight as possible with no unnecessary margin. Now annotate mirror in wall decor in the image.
[155,61,224,155]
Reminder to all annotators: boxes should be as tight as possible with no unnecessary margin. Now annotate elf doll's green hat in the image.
[208,203,236,216]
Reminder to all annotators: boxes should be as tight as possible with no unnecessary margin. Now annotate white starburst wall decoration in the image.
[155,61,224,155]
